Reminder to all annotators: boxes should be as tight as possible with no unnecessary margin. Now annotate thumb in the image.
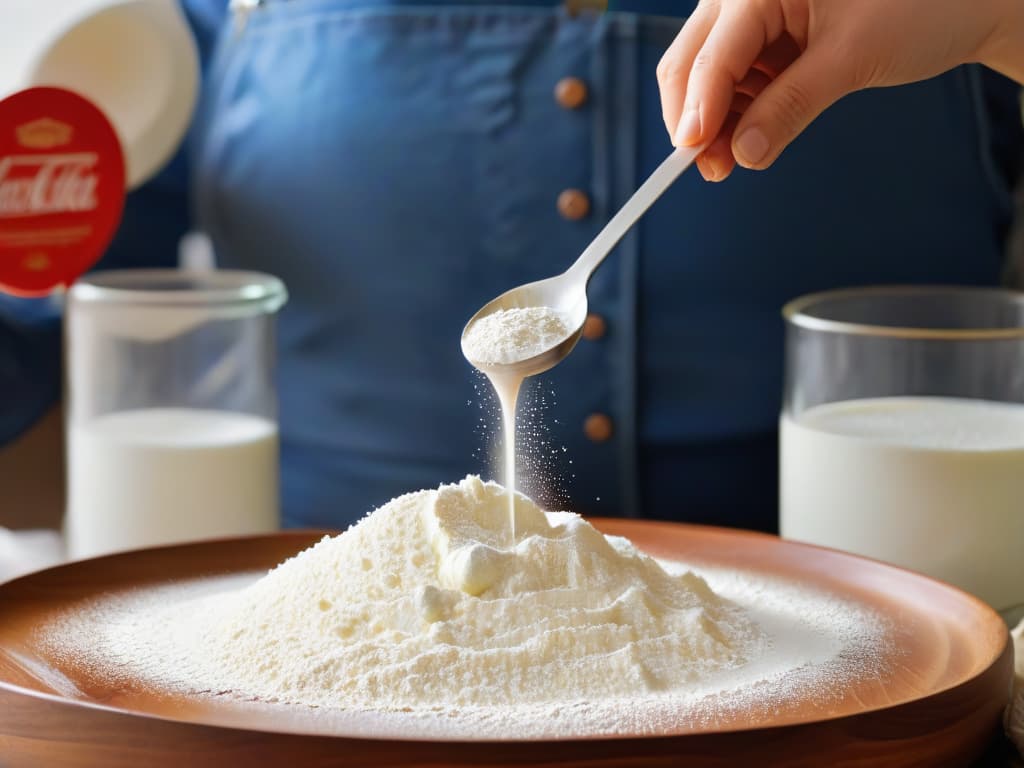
[732,47,853,170]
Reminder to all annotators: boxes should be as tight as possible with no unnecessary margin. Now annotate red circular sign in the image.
[0,87,125,296]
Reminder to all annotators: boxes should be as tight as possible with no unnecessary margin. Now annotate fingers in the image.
[735,68,772,100]
[658,3,847,176]
[696,68,769,181]
[674,2,776,148]
[751,33,802,79]
[732,47,852,169]
[657,3,719,142]
[697,111,741,181]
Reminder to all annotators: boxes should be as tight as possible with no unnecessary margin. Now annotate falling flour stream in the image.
[460,307,575,539]
[493,372,522,543]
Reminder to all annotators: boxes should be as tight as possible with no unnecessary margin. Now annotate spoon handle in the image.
[567,145,702,282]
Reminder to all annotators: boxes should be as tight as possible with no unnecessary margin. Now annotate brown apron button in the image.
[582,313,606,340]
[557,189,590,220]
[554,77,588,109]
[584,413,613,442]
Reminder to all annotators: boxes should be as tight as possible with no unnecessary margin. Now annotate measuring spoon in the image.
[461,145,702,377]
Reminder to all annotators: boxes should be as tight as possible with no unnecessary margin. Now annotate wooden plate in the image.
[0,521,1011,767]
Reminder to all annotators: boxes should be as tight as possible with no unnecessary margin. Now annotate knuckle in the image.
[778,0,809,37]
[656,54,686,84]
[690,49,715,74]
[743,0,786,41]
[773,79,814,134]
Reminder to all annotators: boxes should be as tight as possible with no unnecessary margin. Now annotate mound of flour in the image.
[462,307,573,365]
[38,475,892,737]
[87,477,766,710]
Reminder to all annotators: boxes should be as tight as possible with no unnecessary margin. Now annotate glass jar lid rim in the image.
[782,285,1024,340]
[69,269,287,312]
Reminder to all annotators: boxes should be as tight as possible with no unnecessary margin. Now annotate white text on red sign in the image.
[0,153,100,217]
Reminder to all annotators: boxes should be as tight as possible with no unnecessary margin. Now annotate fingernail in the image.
[700,155,722,182]
[697,156,716,182]
[674,107,701,147]
[734,127,770,166]
[706,157,725,182]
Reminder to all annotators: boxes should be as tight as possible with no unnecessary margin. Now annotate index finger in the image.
[656,3,719,142]
[675,4,778,147]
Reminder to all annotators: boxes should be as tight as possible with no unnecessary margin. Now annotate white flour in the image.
[41,477,889,738]
[461,306,575,537]
[462,307,573,365]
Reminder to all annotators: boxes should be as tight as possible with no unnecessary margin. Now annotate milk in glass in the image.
[67,408,278,559]
[781,396,1024,611]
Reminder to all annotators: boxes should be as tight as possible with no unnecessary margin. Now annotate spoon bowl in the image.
[460,273,587,379]
[461,145,701,377]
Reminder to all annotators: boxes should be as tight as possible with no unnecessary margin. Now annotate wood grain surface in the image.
[0,521,1012,767]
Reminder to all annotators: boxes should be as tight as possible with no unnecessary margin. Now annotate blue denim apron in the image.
[2,0,1018,531]
[185,0,1020,529]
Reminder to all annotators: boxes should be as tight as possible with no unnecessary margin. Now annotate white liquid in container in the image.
[66,408,279,559]
[780,396,1024,611]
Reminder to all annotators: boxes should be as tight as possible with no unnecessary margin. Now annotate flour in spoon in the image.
[462,307,573,365]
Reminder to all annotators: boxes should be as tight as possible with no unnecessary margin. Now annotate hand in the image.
[658,0,1024,182]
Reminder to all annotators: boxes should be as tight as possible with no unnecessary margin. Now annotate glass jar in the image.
[65,269,287,559]
[780,286,1024,618]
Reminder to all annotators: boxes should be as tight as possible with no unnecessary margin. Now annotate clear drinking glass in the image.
[780,286,1024,618]
[65,269,287,559]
